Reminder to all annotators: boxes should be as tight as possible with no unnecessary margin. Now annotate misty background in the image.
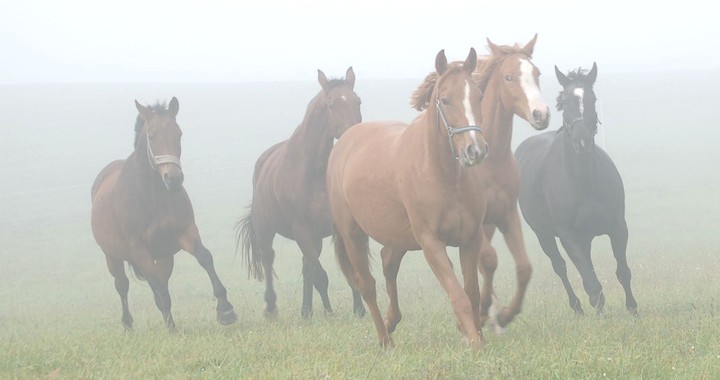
[1,0,719,331]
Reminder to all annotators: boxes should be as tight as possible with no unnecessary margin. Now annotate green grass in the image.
[2,74,720,378]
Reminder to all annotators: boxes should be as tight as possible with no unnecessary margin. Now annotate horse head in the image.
[318,67,362,139]
[135,97,184,191]
[555,62,599,154]
[482,34,550,130]
[432,48,488,167]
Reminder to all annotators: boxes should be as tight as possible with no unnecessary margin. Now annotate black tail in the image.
[235,210,264,282]
[332,228,357,288]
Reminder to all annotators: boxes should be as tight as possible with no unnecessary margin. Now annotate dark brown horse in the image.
[515,63,637,315]
[91,98,237,330]
[410,35,550,332]
[236,68,362,319]
[328,49,488,349]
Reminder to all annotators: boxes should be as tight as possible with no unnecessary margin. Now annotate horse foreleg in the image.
[536,233,583,314]
[478,224,498,328]
[496,209,532,327]
[610,222,637,315]
[181,230,237,326]
[295,230,331,318]
[381,247,406,334]
[136,253,176,332]
[105,255,133,329]
[459,238,482,335]
[559,235,605,315]
[422,237,483,350]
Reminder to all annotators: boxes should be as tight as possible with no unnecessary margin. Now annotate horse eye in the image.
[441,98,450,106]
[505,75,512,81]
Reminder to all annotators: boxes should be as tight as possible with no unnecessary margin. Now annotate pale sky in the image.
[1,0,716,83]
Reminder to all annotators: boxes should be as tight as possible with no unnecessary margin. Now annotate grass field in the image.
[1,69,719,378]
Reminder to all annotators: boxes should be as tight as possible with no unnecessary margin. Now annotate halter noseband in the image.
[435,98,483,161]
[146,133,182,170]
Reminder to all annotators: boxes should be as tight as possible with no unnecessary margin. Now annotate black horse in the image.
[515,63,637,316]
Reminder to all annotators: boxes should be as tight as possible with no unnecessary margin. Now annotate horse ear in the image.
[345,66,355,89]
[487,38,502,56]
[463,48,477,74]
[555,65,570,87]
[587,62,598,85]
[523,33,538,57]
[168,97,179,117]
[318,69,329,92]
[135,100,150,120]
[435,49,447,75]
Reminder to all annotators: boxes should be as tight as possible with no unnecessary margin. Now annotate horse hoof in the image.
[263,308,279,321]
[217,310,238,326]
[301,308,313,319]
[354,306,366,318]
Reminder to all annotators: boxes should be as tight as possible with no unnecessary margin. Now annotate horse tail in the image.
[332,228,357,288]
[128,262,146,282]
[235,210,264,282]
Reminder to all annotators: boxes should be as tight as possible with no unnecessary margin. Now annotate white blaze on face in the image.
[463,81,480,143]
[340,95,347,102]
[519,59,545,112]
[573,88,585,116]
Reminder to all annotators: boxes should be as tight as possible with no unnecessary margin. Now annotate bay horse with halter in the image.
[515,63,637,315]
[327,49,488,349]
[410,35,550,331]
[91,98,237,330]
[236,68,362,319]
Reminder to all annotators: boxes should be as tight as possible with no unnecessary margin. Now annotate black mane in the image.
[133,101,170,149]
[556,67,595,111]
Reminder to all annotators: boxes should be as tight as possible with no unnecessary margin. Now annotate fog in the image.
[1,0,718,83]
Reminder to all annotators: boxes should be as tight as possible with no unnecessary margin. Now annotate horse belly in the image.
[91,161,129,258]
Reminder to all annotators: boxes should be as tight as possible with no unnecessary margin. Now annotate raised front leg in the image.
[381,247,407,334]
[536,233,583,314]
[559,235,605,315]
[181,229,237,326]
[610,221,637,315]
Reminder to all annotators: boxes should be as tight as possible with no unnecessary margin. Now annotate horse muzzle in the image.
[531,107,550,130]
[460,142,489,167]
[161,167,184,191]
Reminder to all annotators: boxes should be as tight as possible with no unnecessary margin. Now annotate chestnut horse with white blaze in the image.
[328,49,489,349]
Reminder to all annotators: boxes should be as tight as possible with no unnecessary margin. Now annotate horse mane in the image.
[133,101,171,149]
[410,43,529,111]
[409,62,465,111]
[556,67,595,111]
[323,78,350,91]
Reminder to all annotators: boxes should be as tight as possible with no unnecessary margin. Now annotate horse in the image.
[515,63,638,316]
[90,97,237,331]
[236,68,363,319]
[327,48,489,349]
[409,35,550,331]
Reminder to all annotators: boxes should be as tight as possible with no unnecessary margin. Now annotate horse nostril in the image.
[533,110,542,122]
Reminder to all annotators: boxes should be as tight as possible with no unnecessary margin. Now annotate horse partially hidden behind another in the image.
[409,35,550,331]
[328,49,489,349]
[236,68,362,319]
[515,63,638,315]
[91,97,237,330]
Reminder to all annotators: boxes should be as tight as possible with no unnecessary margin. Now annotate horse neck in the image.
[127,137,166,195]
[480,90,515,164]
[285,95,335,172]
[558,131,595,185]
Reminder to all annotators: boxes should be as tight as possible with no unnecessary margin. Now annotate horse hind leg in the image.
[496,210,533,328]
[610,222,638,315]
[536,233,584,315]
[136,254,176,331]
[106,255,133,329]
[477,225,499,330]
[295,231,332,318]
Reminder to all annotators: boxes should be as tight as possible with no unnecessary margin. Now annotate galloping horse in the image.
[328,49,488,349]
[410,35,550,330]
[236,68,362,319]
[91,98,237,330]
[515,63,637,315]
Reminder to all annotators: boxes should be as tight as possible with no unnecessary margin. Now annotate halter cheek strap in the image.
[146,134,182,170]
[435,98,483,160]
